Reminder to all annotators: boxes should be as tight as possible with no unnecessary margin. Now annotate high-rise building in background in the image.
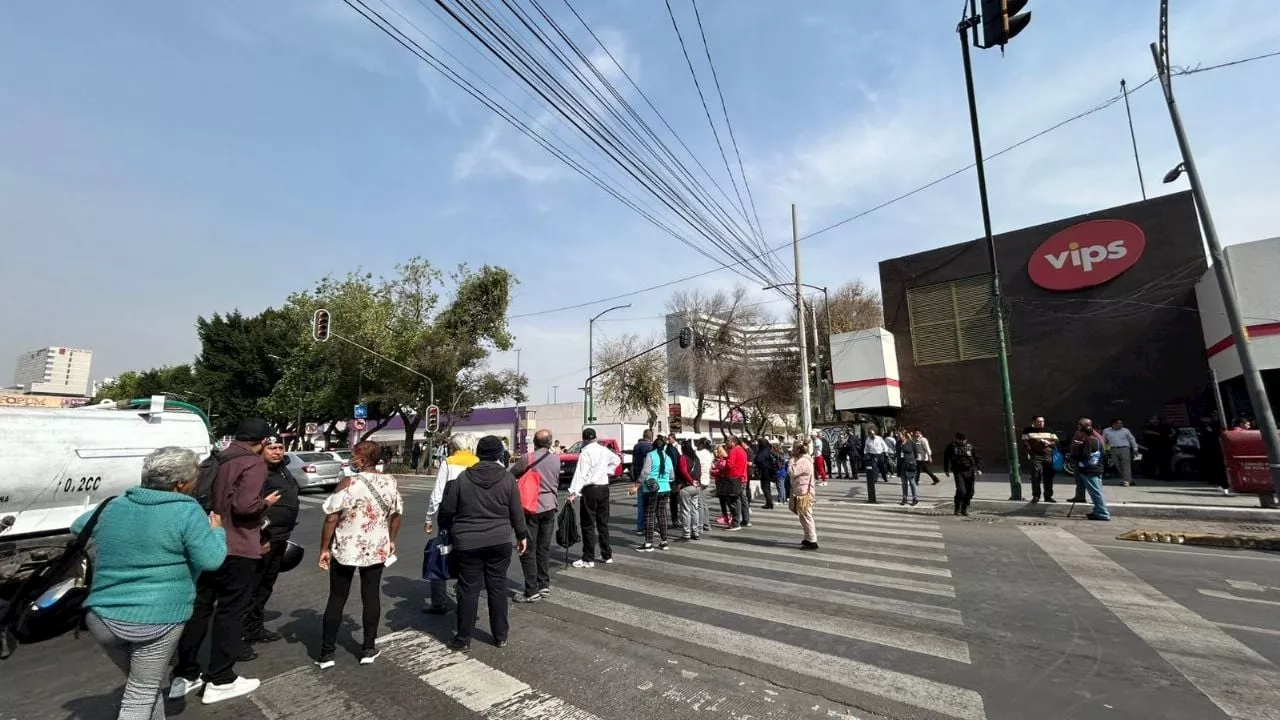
[13,347,93,396]
[664,312,797,397]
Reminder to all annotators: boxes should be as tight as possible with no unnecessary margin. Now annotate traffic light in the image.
[312,309,331,342]
[981,0,1030,49]
[678,326,693,349]
[424,404,440,433]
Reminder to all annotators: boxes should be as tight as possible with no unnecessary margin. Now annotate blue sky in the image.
[2,1,1277,406]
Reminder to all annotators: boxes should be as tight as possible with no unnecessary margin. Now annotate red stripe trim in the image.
[834,378,901,391]
[1206,322,1280,358]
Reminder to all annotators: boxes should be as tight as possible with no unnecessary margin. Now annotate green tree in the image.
[94,365,199,405]
[192,309,295,436]
[667,284,765,433]
[594,333,667,428]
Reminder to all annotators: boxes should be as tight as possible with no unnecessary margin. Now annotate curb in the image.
[964,499,1280,523]
[1116,529,1280,551]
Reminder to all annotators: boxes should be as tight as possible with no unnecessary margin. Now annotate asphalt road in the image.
[3,475,1280,720]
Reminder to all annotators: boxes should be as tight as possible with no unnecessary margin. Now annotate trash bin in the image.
[1220,430,1276,495]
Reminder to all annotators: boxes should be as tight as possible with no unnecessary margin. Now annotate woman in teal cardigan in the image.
[632,435,674,551]
[72,446,227,719]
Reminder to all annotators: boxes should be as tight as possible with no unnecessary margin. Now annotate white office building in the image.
[13,346,93,396]
[664,312,798,397]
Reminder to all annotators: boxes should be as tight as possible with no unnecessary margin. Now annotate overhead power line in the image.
[511,47,1280,320]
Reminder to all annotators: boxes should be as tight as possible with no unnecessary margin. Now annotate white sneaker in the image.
[168,677,204,700]
[202,676,260,705]
[572,559,595,569]
[359,650,381,665]
[602,558,614,564]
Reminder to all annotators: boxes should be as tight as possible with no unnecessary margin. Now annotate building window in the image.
[906,275,1006,365]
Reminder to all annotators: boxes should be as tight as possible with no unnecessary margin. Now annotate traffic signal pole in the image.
[958,16,1022,499]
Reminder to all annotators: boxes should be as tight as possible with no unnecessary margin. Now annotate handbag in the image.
[789,493,813,515]
[422,528,454,582]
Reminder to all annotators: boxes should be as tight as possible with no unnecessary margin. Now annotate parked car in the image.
[557,437,626,485]
[286,451,344,491]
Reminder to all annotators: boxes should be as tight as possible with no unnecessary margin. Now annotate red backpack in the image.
[517,451,554,514]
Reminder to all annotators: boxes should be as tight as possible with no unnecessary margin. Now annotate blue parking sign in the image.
[353,404,368,419]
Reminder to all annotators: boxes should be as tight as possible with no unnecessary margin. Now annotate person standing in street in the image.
[883,431,898,479]
[675,440,703,540]
[78,447,227,719]
[439,436,529,651]
[567,427,620,568]
[898,431,921,506]
[1103,419,1139,487]
[634,435,675,551]
[510,429,561,603]
[787,442,818,550]
[1020,416,1059,503]
[244,434,300,645]
[862,427,887,504]
[631,430,654,535]
[913,429,939,485]
[811,432,829,486]
[423,432,479,614]
[943,433,981,517]
[694,438,715,533]
[1071,418,1111,520]
[753,438,778,510]
[316,442,402,668]
[725,435,751,528]
[171,419,278,704]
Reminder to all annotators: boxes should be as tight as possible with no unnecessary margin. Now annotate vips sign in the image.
[1027,219,1146,291]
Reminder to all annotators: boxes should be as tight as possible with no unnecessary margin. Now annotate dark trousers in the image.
[245,540,287,636]
[718,488,743,526]
[955,471,977,512]
[760,472,774,508]
[918,460,940,484]
[319,562,384,658]
[579,484,612,562]
[519,509,555,597]
[737,487,752,525]
[1029,459,1055,500]
[174,556,258,685]
[644,491,670,545]
[455,544,512,643]
[865,459,880,502]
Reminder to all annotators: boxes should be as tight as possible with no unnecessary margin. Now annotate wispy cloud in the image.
[453,119,564,183]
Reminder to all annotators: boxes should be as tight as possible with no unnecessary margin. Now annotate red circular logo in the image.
[1026,219,1146,291]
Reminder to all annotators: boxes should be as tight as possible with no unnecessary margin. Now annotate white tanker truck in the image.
[0,397,212,588]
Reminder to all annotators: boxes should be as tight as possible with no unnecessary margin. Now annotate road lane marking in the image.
[678,540,952,578]
[1090,543,1280,562]
[640,548,955,597]
[742,515,944,539]
[544,588,987,720]
[1023,525,1280,720]
[377,630,604,718]
[1216,622,1280,638]
[813,506,943,525]
[251,666,379,720]
[1199,589,1280,607]
[563,570,971,663]
[614,550,964,624]
[701,528,950,563]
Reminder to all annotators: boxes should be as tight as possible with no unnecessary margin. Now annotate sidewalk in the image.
[815,472,1280,523]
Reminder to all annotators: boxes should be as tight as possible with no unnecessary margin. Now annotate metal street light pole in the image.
[587,304,632,423]
[1150,22,1280,506]
[792,204,813,437]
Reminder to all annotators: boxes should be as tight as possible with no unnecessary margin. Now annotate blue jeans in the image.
[635,489,647,531]
[900,467,918,502]
[1076,472,1109,519]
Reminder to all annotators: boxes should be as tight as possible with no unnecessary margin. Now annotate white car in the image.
[325,450,384,474]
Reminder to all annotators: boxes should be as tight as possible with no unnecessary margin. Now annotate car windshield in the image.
[565,441,584,454]
[333,451,351,459]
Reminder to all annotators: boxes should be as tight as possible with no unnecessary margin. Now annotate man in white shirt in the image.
[1102,419,1140,487]
[695,438,715,532]
[863,427,888,504]
[567,428,621,568]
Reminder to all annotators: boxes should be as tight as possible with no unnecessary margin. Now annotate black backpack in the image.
[951,443,976,472]
[195,449,222,512]
[0,497,115,659]
[555,500,581,550]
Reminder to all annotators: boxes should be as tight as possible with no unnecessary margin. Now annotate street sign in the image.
[352,418,367,432]
[305,422,319,436]
[353,404,368,419]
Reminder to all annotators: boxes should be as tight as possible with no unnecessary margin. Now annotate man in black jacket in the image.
[244,435,299,645]
[439,436,529,651]
[943,433,982,516]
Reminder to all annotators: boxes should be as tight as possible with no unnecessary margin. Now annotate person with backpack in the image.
[171,418,278,704]
[943,432,982,516]
[1070,418,1111,521]
[316,441,403,667]
[438,436,529,651]
[423,432,479,614]
[633,435,675,550]
[244,434,299,645]
[75,447,228,718]
[675,439,703,541]
[509,429,561,603]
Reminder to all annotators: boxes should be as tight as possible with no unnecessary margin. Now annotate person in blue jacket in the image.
[73,446,229,714]
[632,435,674,551]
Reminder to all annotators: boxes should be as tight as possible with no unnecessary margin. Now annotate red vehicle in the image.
[557,437,626,484]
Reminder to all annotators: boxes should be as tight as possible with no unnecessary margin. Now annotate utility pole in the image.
[792,204,813,437]
[959,7,1023,499]
[1150,4,1280,506]
[810,300,823,423]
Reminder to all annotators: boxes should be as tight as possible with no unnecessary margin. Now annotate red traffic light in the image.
[424,404,440,433]
[312,309,331,342]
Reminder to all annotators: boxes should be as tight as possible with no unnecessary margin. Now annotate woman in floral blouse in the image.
[316,441,403,668]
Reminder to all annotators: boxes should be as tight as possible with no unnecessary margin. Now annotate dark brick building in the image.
[879,191,1209,470]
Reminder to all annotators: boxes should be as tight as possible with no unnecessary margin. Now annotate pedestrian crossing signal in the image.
[312,309,331,342]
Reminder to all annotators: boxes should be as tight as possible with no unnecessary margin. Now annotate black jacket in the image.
[439,461,530,552]
[262,461,300,543]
